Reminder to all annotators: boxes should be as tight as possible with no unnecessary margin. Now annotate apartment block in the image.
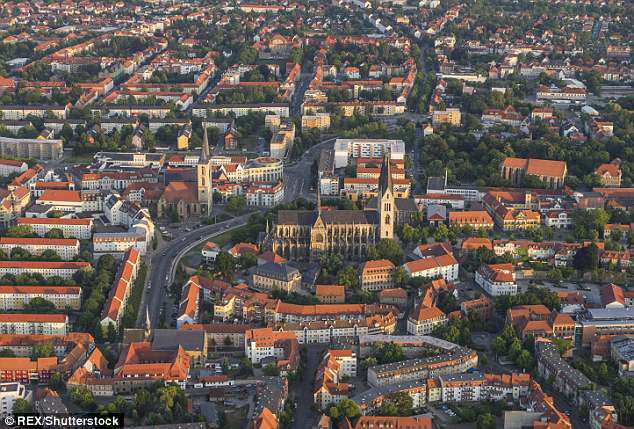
[0,313,68,335]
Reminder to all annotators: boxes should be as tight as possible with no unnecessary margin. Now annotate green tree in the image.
[215,252,236,279]
[226,195,246,214]
[337,266,358,288]
[573,243,599,271]
[44,228,64,239]
[476,413,496,429]
[367,239,404,265]
[31,342,55,359]
[12,398,32,414]
[329,398,361,420]
[25,297,56,312]
[263,362,280,376]
[393,266,408,287]
[49,372,66,392]
[516,349,534,370]
[238,252,257,269]
[238,47,258,64]
[70,386,96,410]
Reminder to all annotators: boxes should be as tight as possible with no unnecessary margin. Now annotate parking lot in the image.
[517,279,603,306]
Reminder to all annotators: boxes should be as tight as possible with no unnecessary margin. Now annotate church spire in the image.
[379,151,393,197]
[144,306,151,339]
[200,126,210,163]
[316,182,322,216]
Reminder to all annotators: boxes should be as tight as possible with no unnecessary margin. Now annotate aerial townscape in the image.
[0,0,633,428]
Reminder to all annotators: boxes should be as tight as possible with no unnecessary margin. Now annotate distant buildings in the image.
[0,136,63,160]
[333,139,405,168]
[432,108,461,126]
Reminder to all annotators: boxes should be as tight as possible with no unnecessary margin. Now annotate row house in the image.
[440,372,530,402]
[264,300,398,326]
[535,340,591,405]
[313,349,357,410]
[0,286,81,311]
[0,237,79,260]
[367,346,478,387]
[274,319,372,344]
[403,253,459,282]
[16,217,93,240]
[99,248,141,329]
[0,313,68,336]
[0,261,91,280]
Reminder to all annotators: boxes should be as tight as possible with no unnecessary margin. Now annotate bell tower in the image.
[197,127,213,216]
[378,152,395,240]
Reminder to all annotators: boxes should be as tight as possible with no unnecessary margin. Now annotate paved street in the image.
[283,138,337,202]
[135,212,254,328]
[290,344,327,429]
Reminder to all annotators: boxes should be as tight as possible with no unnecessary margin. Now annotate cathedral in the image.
[267,154,400,261]
[157,128,213,219]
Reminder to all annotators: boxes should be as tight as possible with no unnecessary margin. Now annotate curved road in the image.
[137,212,253,329]
[137,137,339,328]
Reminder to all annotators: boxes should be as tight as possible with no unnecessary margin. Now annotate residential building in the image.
[0,237,79,261]
[0,136,63,160]
[244,328,299,373]
[402,254,459,282]
[0,160,27,177]
[333,139,405,168]
[359,259,395,291]
[595,162,621,188]
[448,211,493,229]
[432,108,461,126]
[315,285,345,304]
[475,263,517,296]
[460,296,494,321]
[379,288,408,308]
[313,349,356,410]
[100,248,141,329]
[16,217,93,239]
[366,346,478,387]
[0,382,30,415]
[0,261,91,280]
[351,416,431,429]
[0,313,68,335]
[0,286,81,311]
[114,341,191,393]
[251,263,301,294]
[535,340,591,404]
[407,304,447,335]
